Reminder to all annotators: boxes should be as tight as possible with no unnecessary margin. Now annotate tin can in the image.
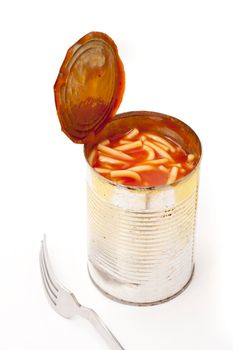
[84,111,201,305]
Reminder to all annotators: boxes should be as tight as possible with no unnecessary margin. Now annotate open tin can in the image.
[85,111,201,305]
[54,32,202,305]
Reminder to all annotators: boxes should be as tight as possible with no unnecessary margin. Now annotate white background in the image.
[0,0,233,349]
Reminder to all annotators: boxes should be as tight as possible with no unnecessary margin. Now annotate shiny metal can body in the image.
[85,112,201,305]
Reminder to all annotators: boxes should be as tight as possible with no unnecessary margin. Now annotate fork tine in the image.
[41,236,59,292]
[40,246,58,299]
[39,248,57,306]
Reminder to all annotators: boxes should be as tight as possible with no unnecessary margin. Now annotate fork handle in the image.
[80,306,125,350]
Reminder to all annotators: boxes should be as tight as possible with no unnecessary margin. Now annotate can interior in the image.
[84,111,202,164]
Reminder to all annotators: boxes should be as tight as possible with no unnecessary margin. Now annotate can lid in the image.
[54,32,125,144]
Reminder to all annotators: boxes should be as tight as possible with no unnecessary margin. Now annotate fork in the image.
[39,235,124,350]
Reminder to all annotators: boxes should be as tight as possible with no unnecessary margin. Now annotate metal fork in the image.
[39,236,124,350]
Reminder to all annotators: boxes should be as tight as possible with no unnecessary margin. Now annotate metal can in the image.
[84,111,202,306]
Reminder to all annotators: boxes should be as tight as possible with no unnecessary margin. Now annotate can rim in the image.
[84,110,202,191]
[88,263,195,306]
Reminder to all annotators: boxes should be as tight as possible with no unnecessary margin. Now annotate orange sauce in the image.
[89,128,197,187]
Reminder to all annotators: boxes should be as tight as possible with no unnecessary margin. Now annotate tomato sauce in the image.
[89,128,197,187]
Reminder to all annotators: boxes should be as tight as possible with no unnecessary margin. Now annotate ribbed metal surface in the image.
[87,173,199,304]
[87,166,199,305]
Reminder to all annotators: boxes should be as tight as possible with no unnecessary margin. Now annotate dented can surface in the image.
[84,112,201,305]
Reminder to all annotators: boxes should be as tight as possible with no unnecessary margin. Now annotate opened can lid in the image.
[54,32,125,144]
